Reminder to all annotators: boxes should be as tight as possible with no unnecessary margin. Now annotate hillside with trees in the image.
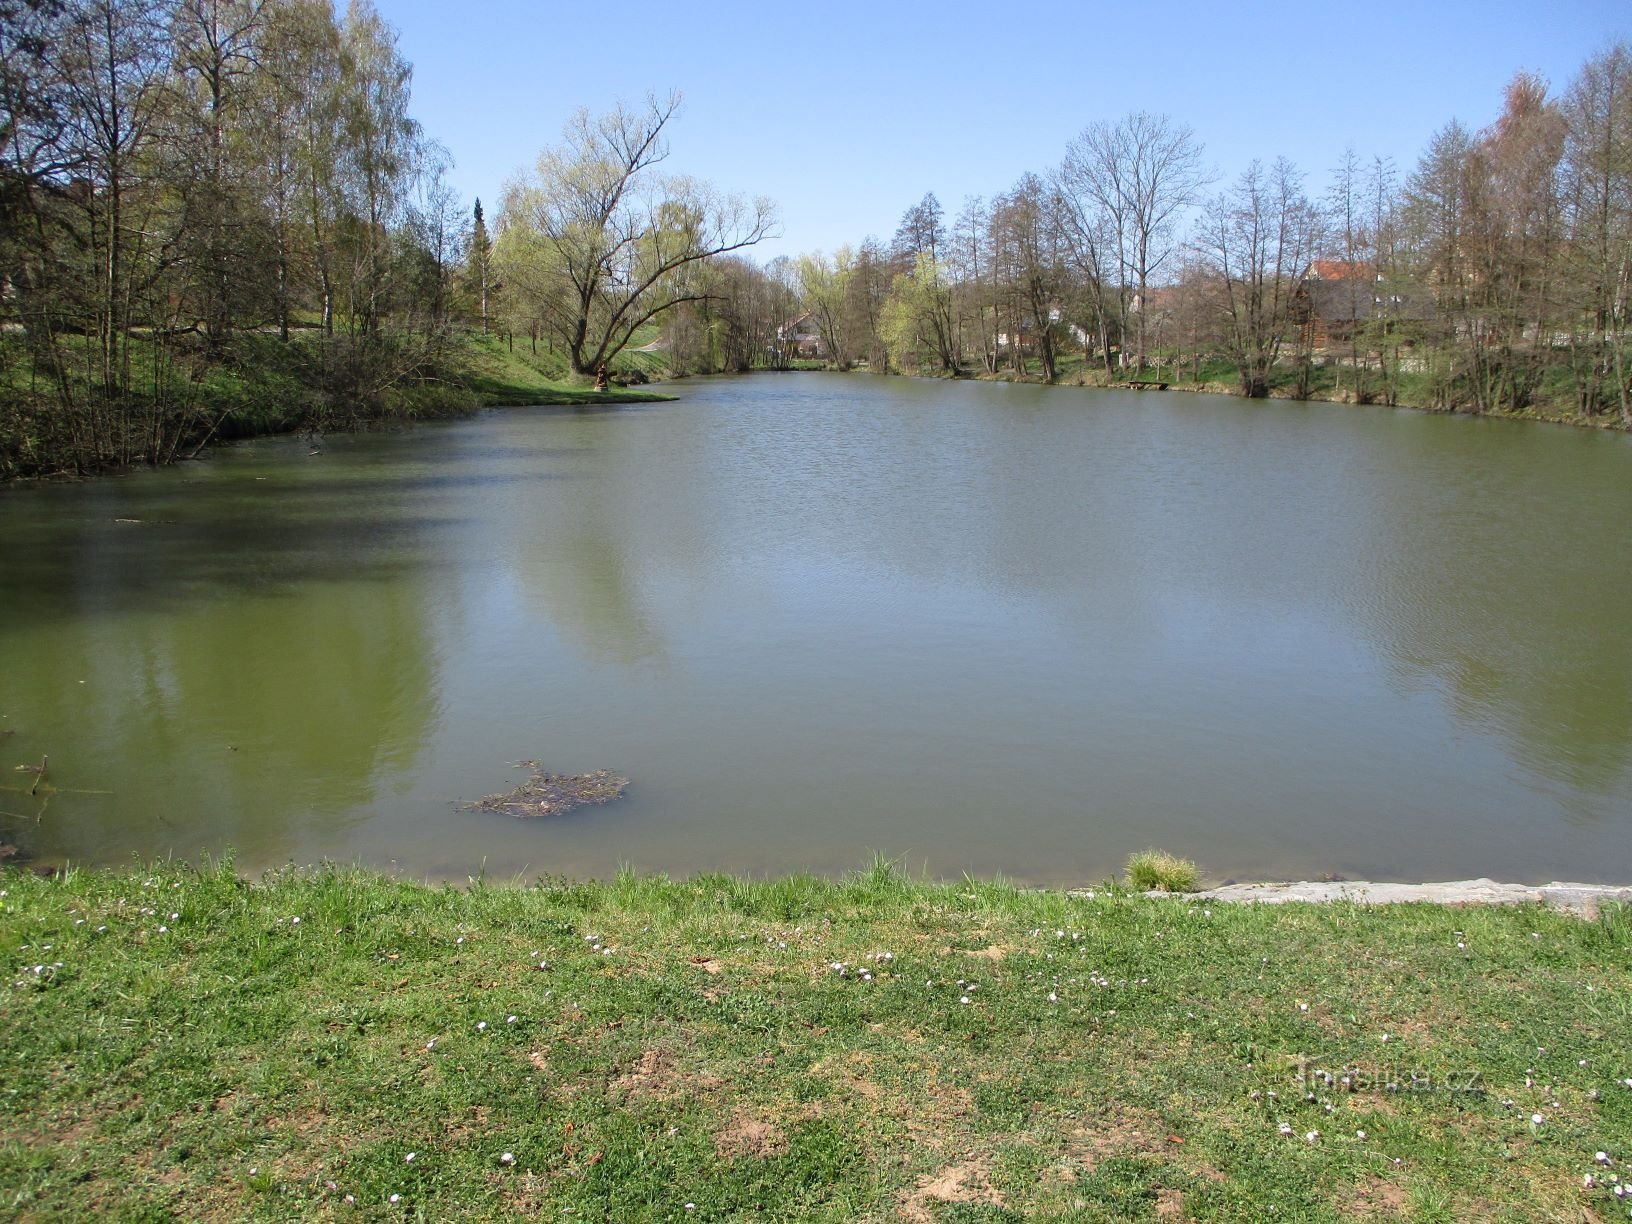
[0,1,769,479]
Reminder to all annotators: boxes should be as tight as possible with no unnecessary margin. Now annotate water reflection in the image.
[0,442,444,865]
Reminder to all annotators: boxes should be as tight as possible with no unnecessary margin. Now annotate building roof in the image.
[1309,260,1376,282]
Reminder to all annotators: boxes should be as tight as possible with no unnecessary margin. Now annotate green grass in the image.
[1125,850,1201,893]
[2,861,1629,1221]
[458,332,673,407]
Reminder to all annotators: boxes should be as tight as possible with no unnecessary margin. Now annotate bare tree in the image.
[59,0,169,403]
[0,0,81,411]
[1402,120,1479,408]
[1052,162,1119,376]
[1198,158,1323,398]
[949,196,997,373]
[1465,73,1567,414]
[166,0,268,346]
[1561,43,1632,425]
[1323,147,1374,401]
[407,143,466,342]
[850,237,892,370]
[988,173,1066,381]
[496,93,776,376]
[1062,112,1207,371]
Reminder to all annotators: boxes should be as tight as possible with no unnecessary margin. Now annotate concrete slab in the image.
[1097,879,1632,915]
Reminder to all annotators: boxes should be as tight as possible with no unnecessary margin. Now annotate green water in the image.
[2,374,1630,884]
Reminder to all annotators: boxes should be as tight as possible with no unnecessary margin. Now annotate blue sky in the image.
[385,0,1630,262]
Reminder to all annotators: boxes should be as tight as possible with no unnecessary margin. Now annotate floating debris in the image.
[12,755,47,796]
[462,761,629,819]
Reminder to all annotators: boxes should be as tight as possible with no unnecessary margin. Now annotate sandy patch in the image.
[897,1160,1005,1222]
[715,1109,787,1159]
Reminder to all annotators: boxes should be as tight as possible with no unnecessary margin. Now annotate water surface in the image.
[2,374,1630,884]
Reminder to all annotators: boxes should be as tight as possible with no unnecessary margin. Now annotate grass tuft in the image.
[1125,849,1201,893]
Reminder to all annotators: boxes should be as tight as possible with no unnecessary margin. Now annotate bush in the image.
[1125,849,1201,893]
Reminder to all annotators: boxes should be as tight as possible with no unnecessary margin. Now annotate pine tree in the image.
[469,198,492,334]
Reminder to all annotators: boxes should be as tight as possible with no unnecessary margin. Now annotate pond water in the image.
[2,373,1630,885]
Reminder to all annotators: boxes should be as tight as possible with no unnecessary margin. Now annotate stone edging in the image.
[1090,878,1632,915]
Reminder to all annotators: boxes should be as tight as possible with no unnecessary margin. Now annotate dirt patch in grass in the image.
[442,1104,492,1144]
[1155,1187,1186,1219]
[266,1106,330,1142]
[897,1159,1005,1222]
[714,1109,787,1159]
[1059,1108,1168,1177]
[498,1170,552,1216]
[811,1052,888,1105]
[36,1112,100,1148]
[611,1047,675,1094]
[610,1047,722,1099]
[1346,1174,1410,1218]
[925,1079,975,1119]
[963,945,1011,961]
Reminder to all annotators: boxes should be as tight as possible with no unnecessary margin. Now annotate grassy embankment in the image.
[454,332,672,408]
[961,352,1630,432]
[0,329,674,479]
[2,860,1629,1221]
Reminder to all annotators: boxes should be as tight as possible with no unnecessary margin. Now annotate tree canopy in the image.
[495,94,776,376]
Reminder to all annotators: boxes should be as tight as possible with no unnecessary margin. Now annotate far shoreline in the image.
[761,363,1632,436]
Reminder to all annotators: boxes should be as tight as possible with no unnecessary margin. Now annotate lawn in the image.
[1,861,1628,1221]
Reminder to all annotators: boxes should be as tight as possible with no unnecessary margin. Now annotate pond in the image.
[2,373,1630,885]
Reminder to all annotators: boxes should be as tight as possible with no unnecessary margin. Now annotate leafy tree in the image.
[880,251,954,373]
[796,249,854,368]
[881,193,956,372]
[495,93,775,376]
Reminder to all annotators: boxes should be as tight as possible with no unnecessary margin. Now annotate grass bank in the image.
[0,329,673,480]
[456,333,673,408]
[942,354,1630,433]
[3,861,1629,1221]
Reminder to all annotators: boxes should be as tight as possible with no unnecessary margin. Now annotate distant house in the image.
[776,312,828,359]
[1298,260,1431,348]
[998,306,1071,352]
[1309,259,1373,282]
